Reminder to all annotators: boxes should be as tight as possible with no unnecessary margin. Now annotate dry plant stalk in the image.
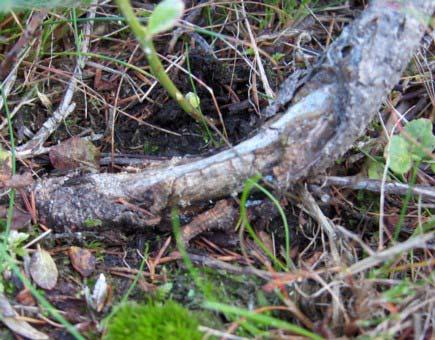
[33,0,434,230]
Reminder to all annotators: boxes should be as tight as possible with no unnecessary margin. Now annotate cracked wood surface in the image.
[33,0,434,230]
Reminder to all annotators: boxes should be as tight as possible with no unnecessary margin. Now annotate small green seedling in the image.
[6,230,29,259]
[385,118,435,175]
[272,52,286,62]
[116,0,209,125]
[1,0,209,128]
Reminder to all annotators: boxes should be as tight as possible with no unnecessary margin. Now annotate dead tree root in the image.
[33,0,434,231]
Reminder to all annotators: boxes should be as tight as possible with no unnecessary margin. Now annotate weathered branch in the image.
[315,176,435,202]
[34,0,434,230]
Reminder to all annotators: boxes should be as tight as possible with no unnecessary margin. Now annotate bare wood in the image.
[34,0,434,230]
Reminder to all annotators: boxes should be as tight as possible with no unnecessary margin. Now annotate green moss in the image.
[104,301,202,340]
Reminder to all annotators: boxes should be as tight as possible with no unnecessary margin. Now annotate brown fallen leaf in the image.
[0,293,48,339]
[16,288,36,306]
[49,136,100,171]
[69,246,96,277]
[29,246,58,290]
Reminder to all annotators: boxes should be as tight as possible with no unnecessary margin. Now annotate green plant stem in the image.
[0,88,15,268]
[115,0,204,123]
[251,181,294,269]
[393,161,420,240]
[185,45,215,145]
[239,175,287,271]
[171,208,213,299]
[1,88,84,339]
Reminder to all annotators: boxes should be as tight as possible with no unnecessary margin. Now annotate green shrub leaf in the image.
[147,0,184,37]
[403,118,435,160]
[386,135,412,174]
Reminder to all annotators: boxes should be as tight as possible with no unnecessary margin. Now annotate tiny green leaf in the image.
[386,135,412,174]
[367,160,384,180]
[147,0,184,37]
[403,118,435,160]
[272,52,285,62]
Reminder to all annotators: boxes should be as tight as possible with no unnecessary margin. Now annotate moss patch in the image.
[104,301,202,340]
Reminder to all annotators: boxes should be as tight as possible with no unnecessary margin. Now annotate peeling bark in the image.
[33,0,434,230]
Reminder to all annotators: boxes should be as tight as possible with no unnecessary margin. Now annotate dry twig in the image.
[16,3,97,159]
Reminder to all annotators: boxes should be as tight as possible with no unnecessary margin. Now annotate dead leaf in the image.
[0,147,11,183]
[49,136,100,171]
[16,288,36,306]
[0,293,48,339]
[37,90,52,110]
[69,246,96,277]
[29,247,58,290]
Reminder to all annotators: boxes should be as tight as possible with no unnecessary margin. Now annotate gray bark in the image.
[33,0,434,230]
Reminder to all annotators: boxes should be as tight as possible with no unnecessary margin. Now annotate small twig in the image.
[23,229,52,249]
[0,42,35,112]
[168,0,211,52]
[240,3,274,102]
[198,326,249,340]
[298,186,340,262]
[0,92,35,131]
[16,3,97,159]
[341,233,434,277]
[0,11,47,80]
[334,224,375,256]
[317,176,435,202]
